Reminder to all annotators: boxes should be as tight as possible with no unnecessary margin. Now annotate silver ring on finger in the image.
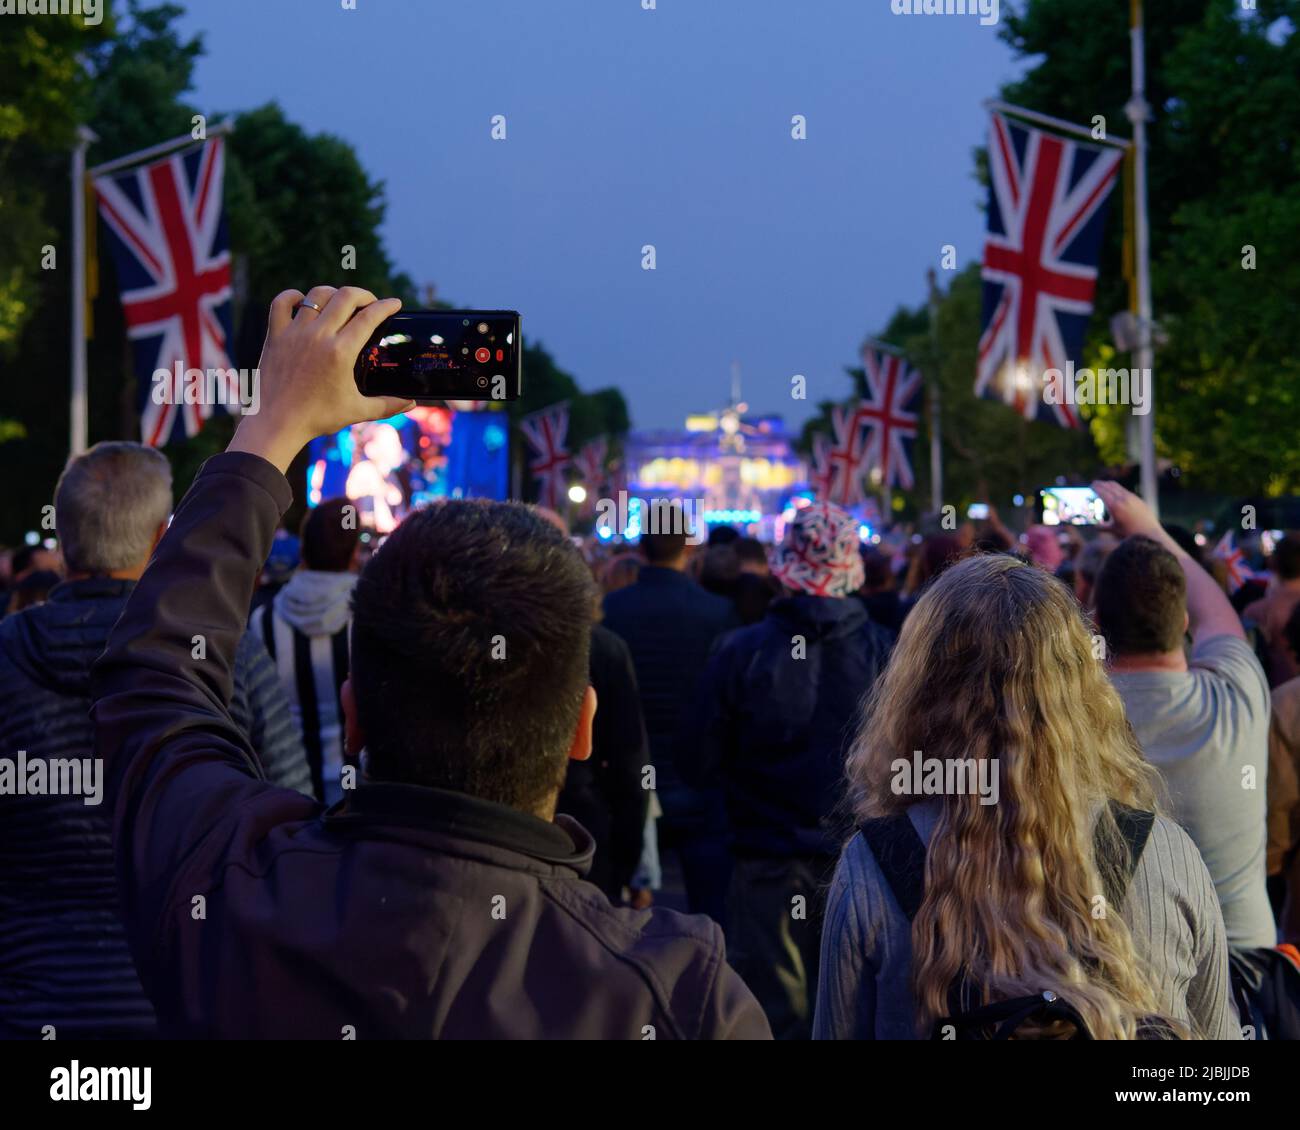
[294,300,323,313]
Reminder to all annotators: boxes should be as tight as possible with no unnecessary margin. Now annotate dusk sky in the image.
[177,0,1023,430]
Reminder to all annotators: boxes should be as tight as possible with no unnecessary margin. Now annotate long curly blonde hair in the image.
[846,553,1183,1039]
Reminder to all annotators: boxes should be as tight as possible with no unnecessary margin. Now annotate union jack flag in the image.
[819,403,870,507]
[95,137,234,447]
[574,436,608,493]
[861,347,922,490]
[519,402,571,510]
[976,113,1124,428]
[1213,531,1267,595]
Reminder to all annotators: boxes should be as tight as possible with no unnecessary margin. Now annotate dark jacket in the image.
[687,594,893,859]
[558,624,649,899]
[0,577,309,1039]
[89,453,770,1040]
[602,566,738,796]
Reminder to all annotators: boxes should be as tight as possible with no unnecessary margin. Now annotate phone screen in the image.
[967,503,990,520]
[354,310,522,402]
[1040,487,1108,526]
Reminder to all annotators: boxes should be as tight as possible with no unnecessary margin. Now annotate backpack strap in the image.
[859,813,927,921]
[862,803,1154,925]
[1098,802,1154,910]
[931,991,1095,1041]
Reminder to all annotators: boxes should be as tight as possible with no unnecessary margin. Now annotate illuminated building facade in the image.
[625,404,809,537]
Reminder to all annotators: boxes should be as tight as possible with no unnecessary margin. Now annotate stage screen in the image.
[306,407,509,532]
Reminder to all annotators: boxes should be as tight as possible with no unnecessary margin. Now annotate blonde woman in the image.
[813,553,1239,1040]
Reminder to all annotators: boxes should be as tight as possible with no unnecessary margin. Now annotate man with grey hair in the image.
[0,441,310,1038]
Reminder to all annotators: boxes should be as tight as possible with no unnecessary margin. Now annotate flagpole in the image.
[983,99,1131,150]
[86,118,235,178]
[70,125,98,457]
[1127,0,1159,515]
[926,268,943,513]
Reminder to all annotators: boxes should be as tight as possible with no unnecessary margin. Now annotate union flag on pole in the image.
[519,402,572,510]
[976,112,1123,428]
[94,136,234,447]
[860,347,921,491]
[815,404,870,508]
[574,436,608,493]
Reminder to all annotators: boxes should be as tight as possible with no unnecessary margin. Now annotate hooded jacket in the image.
[0,578,310,1038]
[250,569,357,801]
[687,594,894,859]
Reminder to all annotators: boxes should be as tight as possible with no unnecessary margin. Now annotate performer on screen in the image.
[346,422,409,534]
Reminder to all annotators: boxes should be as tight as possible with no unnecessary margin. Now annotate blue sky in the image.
[177,0,1022,430]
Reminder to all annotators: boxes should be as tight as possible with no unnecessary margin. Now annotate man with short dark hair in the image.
[603,505,739,924]
[251,498,360,802]
[1092,480,1274,948]
[91,286,769,1039]
[0,441,308,1039]
[1244,533,1300,687]
[1093,534,1188,655]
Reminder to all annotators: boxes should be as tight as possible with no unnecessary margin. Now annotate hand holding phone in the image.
[1090,480,1159,540]
[230,286,415,474]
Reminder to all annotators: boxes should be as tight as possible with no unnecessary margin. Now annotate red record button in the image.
[474,347,491,363]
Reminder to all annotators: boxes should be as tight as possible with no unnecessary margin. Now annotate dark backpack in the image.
[1228,945,1300,1041]
[860,802,1168,1040]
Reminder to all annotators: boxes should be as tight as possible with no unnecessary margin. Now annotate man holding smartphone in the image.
[90,286,770,1040]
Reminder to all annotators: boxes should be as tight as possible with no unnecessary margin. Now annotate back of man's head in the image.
[349,499,594,813]
[859,547,894,592]
[1094,535,1187,656]
[733,537,769,575]
[300,499,360,572]
[640,500,693,565]
[1273,533,1300,581]
[55,442,172,575]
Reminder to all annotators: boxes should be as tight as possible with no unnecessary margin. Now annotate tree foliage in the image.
[0,1,626,540]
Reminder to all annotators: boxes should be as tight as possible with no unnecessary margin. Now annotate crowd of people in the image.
[1,286,1298,1040]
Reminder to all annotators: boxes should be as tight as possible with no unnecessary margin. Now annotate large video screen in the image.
[306,407,509,532]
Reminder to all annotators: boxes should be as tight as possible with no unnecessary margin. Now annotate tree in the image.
[996,0,1300,494]
[0,11,109,356]
[804,264,1097,520]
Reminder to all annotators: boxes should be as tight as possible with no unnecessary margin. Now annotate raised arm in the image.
[1092,480,1245,645]
[91,286,412,977]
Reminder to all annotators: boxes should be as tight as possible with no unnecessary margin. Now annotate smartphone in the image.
[967,503,990,520]
[1040,486,1108,526]
[354,310,522,403]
